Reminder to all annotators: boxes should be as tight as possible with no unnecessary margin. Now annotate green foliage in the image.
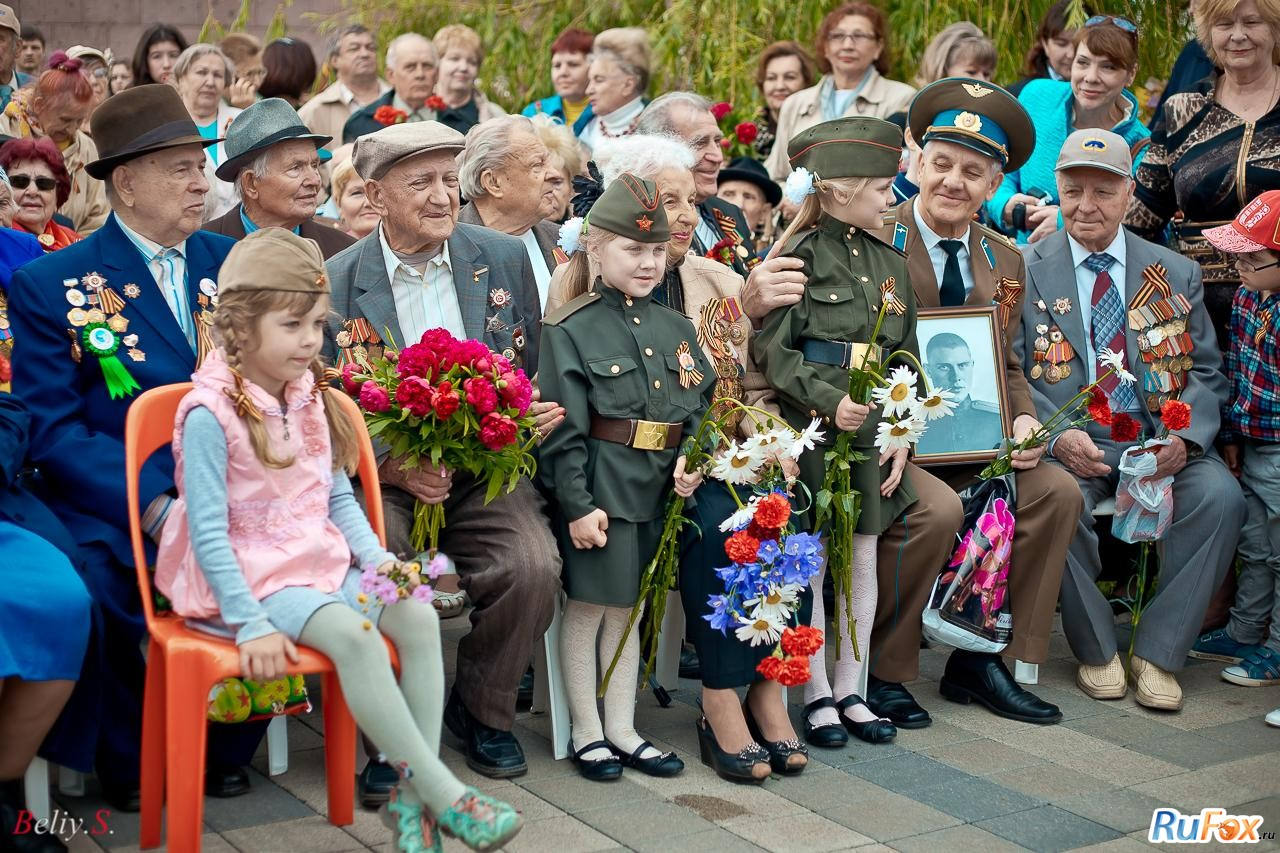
[327,0,1190,115]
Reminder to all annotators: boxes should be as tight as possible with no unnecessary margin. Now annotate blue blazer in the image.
[6,215,235,565]
[0,228,43,291]
[0,391,78,559]
[521,94,595,137]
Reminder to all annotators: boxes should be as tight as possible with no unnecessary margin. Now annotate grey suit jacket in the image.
[1014,227,1226,451]
[456,202,560,274]
[323,220,543,375]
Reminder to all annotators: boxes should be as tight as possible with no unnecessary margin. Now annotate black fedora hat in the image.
[717,156,782,207]
[215,98,331,182]
[87,84,217,180]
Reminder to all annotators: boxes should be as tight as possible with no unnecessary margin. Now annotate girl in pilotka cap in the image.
[154,227,521,851]
[538,175,714,782]
[752,116,921,750]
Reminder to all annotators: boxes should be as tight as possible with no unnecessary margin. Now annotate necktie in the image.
[939,239,966,306]
[154,248,195,350]
[1085,252,1136,411]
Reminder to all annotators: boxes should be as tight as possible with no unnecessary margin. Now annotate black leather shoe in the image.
[610,740,684,777]
[679,646,702,680]
[515,668,535,712]
[443,690,528,778]
[835,693,897,744]
[569,741,622,781]
[98,777,141,813]
[0,779,67,852]
[695,717,770,785]
[939,651,1062,725]
[866,676,932,729]
[356,759,399,809]
[743,702,807,775]
[204,764,250,799]
[801,697,848,749]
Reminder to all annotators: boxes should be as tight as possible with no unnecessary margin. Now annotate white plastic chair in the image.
[530,592,572,759]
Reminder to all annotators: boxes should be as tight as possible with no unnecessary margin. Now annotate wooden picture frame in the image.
[913,305,1012,467]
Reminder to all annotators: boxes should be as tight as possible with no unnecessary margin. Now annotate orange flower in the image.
[780,625,823,657]
[775,655,811,687]
[753,492,791,530]
[725,530,761,565]
[373,105,407,126]
[1160,398,1192,432]
[756,654,784,681]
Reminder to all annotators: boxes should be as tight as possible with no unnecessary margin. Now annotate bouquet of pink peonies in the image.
[342,328,539,552]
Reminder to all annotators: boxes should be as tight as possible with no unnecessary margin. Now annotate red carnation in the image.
[746,521,771,541]
[754,493,791,530]
[710,101,732,120]
[1111,412,1142,444]
[463,377,499,415]
[756,655,784,681]
[734,121,759,145]
[432,380,460,419]
[1087,386,1113,427]
[395,376,435,417]
[374,105,407,126]
[426,94,448,112]
[775,655,811,687]
[1160,399,1192,432]
[340,362,364,395]
[725,530,762,565]
[358,381,391,413]
[478,411,518,450]
[780,625,824,657]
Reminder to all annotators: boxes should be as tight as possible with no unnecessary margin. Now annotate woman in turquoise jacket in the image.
[986,16,1150,243]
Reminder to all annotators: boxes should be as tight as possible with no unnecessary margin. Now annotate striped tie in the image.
[1085,252,1136,411]
[154,248,195,350]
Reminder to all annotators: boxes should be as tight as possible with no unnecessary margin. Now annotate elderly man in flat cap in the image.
[7,84,262,811]
[203,97,354,258]
[862,78,1081,730]
[324,120,562,793]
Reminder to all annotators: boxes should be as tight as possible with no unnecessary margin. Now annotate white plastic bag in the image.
[1112,440,1174,543]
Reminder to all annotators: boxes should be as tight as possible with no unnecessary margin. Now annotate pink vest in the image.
[156,349,352,619]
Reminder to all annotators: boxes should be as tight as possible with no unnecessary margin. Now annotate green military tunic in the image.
[751,213,921,535]
[537,283,716,607]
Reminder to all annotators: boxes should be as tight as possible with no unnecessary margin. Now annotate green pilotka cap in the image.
[787,116,903,179]
[587,173,670,242]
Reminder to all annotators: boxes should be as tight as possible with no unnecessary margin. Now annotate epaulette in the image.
[780,225,820,256]
[971,398,1001,414]
[864,225,908,258]
[542,290,600,326]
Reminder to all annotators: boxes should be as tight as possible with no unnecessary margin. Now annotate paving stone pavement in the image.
[47,615,1280,852]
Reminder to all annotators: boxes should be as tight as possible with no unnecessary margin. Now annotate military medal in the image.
[1030,363,1043,380]
[199,277,218,297]
[66,329,81,363]
[62,278,79,289]
[335,330,353,347]
[502,347,516,362]
[123,334,139,347]
[1053,297,1072,315]
[473,265,489,283]
[82,323,141,399]
[108,314,129,333]
[512,327,526,351]
[485,315,508,333]
[38,233,54,247]
[1035,299,1047,312]
[1045,363,1062,383]
[123,283,141,299]
[67,307,88,327]
[66,289,86,307]
[128,348,146,362]
[675,341,704,390]
[489,288,512,309]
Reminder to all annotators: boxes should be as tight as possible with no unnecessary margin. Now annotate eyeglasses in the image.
[1237,256,1280,272]
[1085,15,1140,37]
[9,175,57,191]
[827,30,878,45]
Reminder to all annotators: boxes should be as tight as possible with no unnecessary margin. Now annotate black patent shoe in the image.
[610,740,684,777]
[835,693,897,744]
[695,717,770,785]
[356,758,399,809]
[570,740,623,782]
[801,697,848,749]
[866,676,933,729]
[742,702,807,775]
[0,778,67,852]
[443,690,529,778]
[939,651,1063,725]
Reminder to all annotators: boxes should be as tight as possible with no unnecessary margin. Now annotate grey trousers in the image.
[1053,440,1245,671]
[363,476,561,731]
[1228,442,1280,652]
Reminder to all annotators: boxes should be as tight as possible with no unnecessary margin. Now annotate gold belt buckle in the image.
[632,419,669,451]
[845,342,882,369]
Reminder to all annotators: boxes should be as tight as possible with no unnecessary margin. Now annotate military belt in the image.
[800,338,883,370]
[589,414,683,451]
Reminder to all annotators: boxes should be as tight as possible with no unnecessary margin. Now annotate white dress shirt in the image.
[517,228,552,310]
[115,214,194,348]
[379,225,466,344]
[913,203,975,300]
[1066,228,1128,386]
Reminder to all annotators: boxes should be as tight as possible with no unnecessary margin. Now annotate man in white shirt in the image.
[299,24,391,150]
[324,120,564,791]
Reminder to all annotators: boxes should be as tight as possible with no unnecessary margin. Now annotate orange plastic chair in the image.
[126,383,393,851]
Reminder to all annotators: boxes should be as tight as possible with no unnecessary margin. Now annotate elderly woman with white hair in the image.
[173,43,243,219]
[456,115,560,307]
[546,135,806,785]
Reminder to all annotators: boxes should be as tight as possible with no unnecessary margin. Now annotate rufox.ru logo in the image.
[1149,808,1269,843]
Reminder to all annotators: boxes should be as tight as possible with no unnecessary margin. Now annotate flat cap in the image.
[1055,129,1132,178]
[908,77,1034,172]
[353,121,466,181]
[787,117,902,180]
[218,227,329,295]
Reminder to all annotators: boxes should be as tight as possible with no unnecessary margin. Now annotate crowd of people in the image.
[2,0,1279,850]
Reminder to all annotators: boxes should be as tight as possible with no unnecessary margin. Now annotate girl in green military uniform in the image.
[537,174,715,782]
[752,117,921,748]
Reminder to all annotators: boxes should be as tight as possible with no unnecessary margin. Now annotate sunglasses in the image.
[9,175,57,191]
[1085,15,1140,37]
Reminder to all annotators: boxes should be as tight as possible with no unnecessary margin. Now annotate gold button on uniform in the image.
[851,248,859,257]
[860,276,869,282]
[624,296,633,306]
[644,347,654,356]
[610,364,620,374]
[653,380,662,389]
[633,317,640,325]
[829,293,838,301]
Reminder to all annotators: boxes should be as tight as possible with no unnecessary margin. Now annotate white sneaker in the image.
[1266,708,1280,728]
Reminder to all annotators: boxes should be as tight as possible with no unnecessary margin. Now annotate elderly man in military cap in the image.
[7,84,261,811]
[863,78,1081,729]
[1016,129,1243,711]
[202,97,354,258]
[324,120,562,792]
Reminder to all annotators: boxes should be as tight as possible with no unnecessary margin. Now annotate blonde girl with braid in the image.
[154,228,522,852]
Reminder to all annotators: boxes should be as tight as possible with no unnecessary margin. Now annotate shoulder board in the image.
[780,226,820,256]
[892,221,909,253]
[978,235,997,270]
[971,399,1001,414]
[864,226,907,258]
[975,221,1018,252]
[542,290,600,326]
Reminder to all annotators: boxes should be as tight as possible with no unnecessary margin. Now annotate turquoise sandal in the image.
[382,789,442,853]
[437,786,523,850]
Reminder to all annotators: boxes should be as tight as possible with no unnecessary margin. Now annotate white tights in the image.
[560,600,661,762]
[803,533,880,726]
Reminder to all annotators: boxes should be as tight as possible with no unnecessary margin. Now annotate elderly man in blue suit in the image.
[7,84,262,811]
